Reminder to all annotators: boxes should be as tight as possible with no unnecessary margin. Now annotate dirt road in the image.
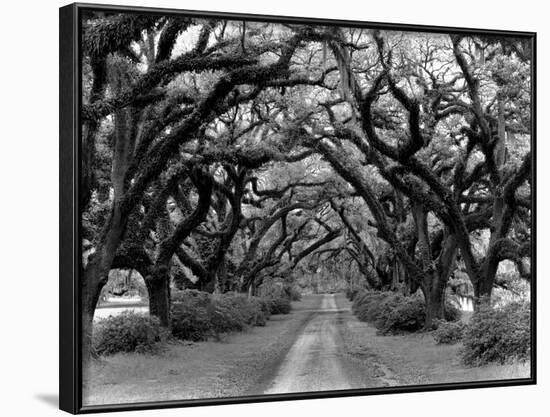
[263,294,383,394]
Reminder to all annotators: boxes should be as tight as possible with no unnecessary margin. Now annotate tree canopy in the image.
[80,11,532,354]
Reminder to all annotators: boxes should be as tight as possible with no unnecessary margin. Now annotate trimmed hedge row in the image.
[93,291,293,354]
[171,290,291,341]
[351,290,460,335]
[171,291,277,341]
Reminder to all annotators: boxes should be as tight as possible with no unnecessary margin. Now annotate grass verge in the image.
[83,295,321,406]
[336,294,530,386]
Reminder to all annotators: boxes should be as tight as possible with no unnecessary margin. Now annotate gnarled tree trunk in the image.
[412,201,458,328]
[146,271,171,326]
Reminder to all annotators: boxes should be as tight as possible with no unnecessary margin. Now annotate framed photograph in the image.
[59,2,536,413]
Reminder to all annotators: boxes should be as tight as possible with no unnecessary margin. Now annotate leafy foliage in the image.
[99,269,148,300]
[433,321,466,344]
[93,312,166,355]
[83,14,159,58]
[352,290,460,334]
[345,287,360,301]
[444,303,462,322]
[170,290,276,341]
[267,297,292,315]
[208,295,247,336]
[80,12,532,369]
[352,291,396,323]
[376,296,427,334]
[287,287,302,301]
[461,302,531,365]
[171,290,213,341]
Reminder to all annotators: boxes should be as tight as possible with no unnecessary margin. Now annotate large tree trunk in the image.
[199,274,216,293]
[247,280,256,297]
[81,198,128,361]
[473,255,499,310]
[81,56,107,210]
[412,202,458,329]
[474,267,496,301]
[146,272,171,327]
[202,168,245,294]
[391,258,408,292]
[81,311,95,370]
[472,95,507,304]
[81,274,104,367]
[82,69,138,354]
[421,280,446,329]
[412,201,438,328]
[215,259,228,293]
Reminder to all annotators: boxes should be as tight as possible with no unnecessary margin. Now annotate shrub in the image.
[287,286,302,301]
[444,303,462,322]
[214,293,269,328]
[170,290,269,341]
[93,312,165,355]
[376,295,425,334]
[254,296,273,318]
[433,320,466,344]
[258,282,287,299]
[353,291,398,323]
[350,289,371,312]
[268,297,292,314]
[208,295,246,336]
[346,288,359,301]
[461,301,531,365]
[172,289,211,305]
[247,296,270,325]
[242,295,269,325]
[171,290,213,341]
[352,290,461,335]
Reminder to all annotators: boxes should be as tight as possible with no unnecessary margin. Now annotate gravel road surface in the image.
[263,294,382,394]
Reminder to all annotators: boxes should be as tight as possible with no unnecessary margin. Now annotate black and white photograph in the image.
[61,2,534,412]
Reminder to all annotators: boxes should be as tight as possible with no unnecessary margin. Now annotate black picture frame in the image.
[59,3,536,414]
